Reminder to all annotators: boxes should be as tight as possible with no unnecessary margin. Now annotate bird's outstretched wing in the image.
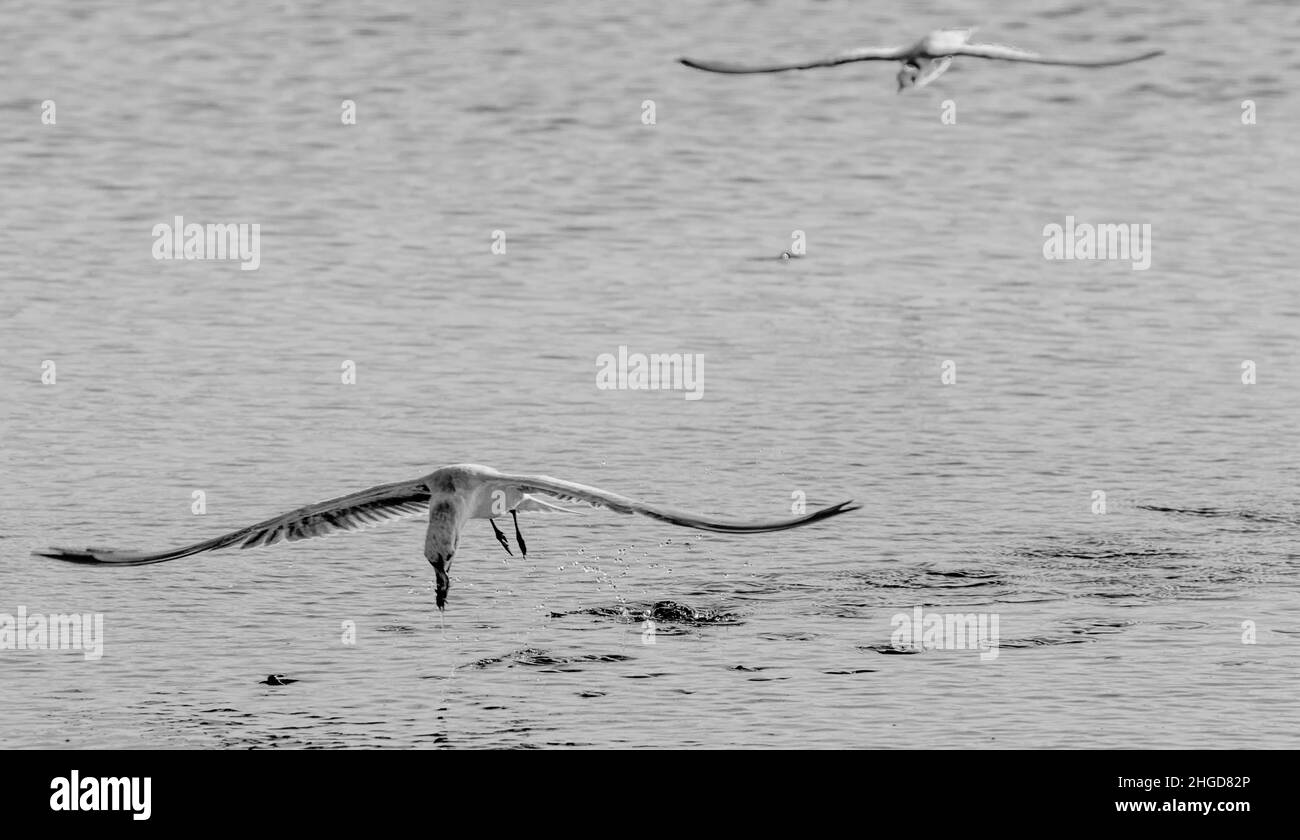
[680,45,906,74]
[489,472,859,534]
[953,43,1164,66]
[33,478,431,566]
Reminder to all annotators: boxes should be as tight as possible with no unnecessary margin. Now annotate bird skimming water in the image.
[681,28,1164,92]
[34,464,860,610]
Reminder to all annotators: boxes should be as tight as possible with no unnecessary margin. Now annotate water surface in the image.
[1,0,1297,748]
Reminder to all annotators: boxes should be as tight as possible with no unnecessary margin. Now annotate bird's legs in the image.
[913,56,953,90]
[489,518,513,557]
[510,509,527,558]
[489,512,527,560]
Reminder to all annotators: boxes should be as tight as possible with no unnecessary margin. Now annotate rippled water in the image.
[2,0,1298,748]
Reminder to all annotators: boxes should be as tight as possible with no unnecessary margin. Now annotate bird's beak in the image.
[433,559,450,611]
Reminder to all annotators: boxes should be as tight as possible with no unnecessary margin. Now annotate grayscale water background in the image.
[1,0,1298,748]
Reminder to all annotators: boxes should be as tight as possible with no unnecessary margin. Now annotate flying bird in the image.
[680,28,1164,92]
[34,464,860,610]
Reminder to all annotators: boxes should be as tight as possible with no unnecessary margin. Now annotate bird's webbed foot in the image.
[510,509,527,558]
[489,518,513,558]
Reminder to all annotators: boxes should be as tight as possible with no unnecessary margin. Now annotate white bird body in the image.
[35,463,859,610]
[913,28,976,58]
[680,28,1164,92]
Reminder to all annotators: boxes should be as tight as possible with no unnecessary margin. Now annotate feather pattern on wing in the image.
[33,478,431,565]
[489,472,859,534]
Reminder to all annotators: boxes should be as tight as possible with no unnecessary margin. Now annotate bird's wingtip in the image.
[806,499,862,523]
[33,547,101,564]
[33,546,77,560]
[33,546,158,565]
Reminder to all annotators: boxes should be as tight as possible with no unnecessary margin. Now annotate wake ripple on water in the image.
[465,648,634,670]
[549,599,744,628]
[856,616,1141,655]
[1139,504,1300,528]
